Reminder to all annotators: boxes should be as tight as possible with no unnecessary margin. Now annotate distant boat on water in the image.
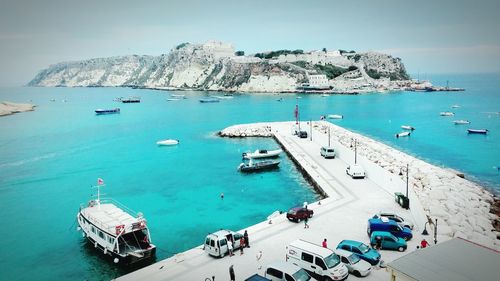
[327,114,343,119]
[199,98,220,103]
[121,97,141,103]
[467,129,488,134]
[242,149,282,159]
[213,95,234,99]
[167,98,180,101]
[170,94,186,98]
[451,104,461,108]
[95,108,120,115]
[396,131,411,138]
[401,125,415,131]
[440,112,454,116]
[238,159,280,173]
[454,120,470,125]
[156,139,179,146]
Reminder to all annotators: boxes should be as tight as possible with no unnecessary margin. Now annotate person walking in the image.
[322,238,327,248]
[240,236,245,255]
[420,239,429,248]
[228,239,234,256]
[375,237,382,250]
[304,216,309,228]
[244,230,250,248]
[229,265,235,281]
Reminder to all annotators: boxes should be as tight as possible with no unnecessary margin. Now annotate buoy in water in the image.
[94,242,98,248]
[77,226,81,231]
[104,248,108,255]
[82,232,86,238]
[114,258,119,264]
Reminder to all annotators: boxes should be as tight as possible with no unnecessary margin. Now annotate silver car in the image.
[375,211,414,230]
[334,249,372,277]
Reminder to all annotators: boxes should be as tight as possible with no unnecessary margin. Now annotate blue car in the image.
[336,240,381,266]
[367,218,412,241]
[370,231,407,252]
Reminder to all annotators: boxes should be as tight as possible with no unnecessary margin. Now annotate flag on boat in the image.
[97,178,104,185]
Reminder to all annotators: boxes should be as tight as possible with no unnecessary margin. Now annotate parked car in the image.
[204,229,243,257]
[336,240,381,266]
[370,231,407,252]
[367,217,412,241]
[320,146,336,159]
[264,261,317,281]
[245,274,272,281]
[373,211,414,230]
[298,131,308,138]
[346,164,365,179]
[286,207,313,222]
[333,249,372,277]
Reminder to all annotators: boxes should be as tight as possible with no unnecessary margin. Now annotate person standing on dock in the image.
[304,216,309,228]
[244,230,250,248]
[229,265,235,281]
[322,239,327,248]
[228,238,234,256]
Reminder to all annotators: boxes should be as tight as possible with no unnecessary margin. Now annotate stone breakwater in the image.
[0,101,36,116]
[219,121,500,250]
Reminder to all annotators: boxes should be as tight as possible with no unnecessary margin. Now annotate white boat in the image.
[327,114,344,119]
[321,94,330,97]
[401,125,415,130]
[242,149,282,159]
[213,95,234,99]
[454,120,470,125]
[451,104,460,108]
[167,98,180,101]
[171,94,186,98]
[396,131,411,138]
[440,112,455,116]
[77,180,156,264]
[156,139,179,146]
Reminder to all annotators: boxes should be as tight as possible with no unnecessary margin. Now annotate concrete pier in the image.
[117,121,434,281]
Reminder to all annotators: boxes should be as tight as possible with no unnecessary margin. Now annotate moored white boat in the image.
[242,149,282,159]
[396,131,411,138]
[238,159,280,173]
[440,112,454,116]
[467,129,488,134]
[451,104,460,108]
[213,95,234,99]
[327,114,344,119]
[170,94,186,98]
[156,139,179,146]
[199,98,220,103]
[454,120,470,125]
[77,179,156,265]
[167,98,180,101]
[401,125,415,130]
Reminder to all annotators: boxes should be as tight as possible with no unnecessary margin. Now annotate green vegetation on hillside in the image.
[254,49,304,59]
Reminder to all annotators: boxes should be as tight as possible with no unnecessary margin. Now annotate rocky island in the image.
[28,40,427,93]
[0,101,36,117]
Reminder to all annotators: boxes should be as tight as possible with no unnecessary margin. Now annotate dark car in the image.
[298,130,308,138]
[286,207,313,222]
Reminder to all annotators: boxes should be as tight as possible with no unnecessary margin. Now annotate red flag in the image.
[97,178,104,185]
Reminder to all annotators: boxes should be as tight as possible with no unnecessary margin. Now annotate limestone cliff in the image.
[29,41,411,93]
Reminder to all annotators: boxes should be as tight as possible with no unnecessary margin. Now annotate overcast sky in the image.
[1,0,499,86]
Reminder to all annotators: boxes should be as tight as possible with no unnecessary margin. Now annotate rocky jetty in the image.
[0,101,36,116]
[220,121,500,249]
[29,41,411,93]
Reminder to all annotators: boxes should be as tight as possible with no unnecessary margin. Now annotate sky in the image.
[1,0,499,86]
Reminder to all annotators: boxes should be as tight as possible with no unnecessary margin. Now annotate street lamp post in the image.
[328,126,331,147]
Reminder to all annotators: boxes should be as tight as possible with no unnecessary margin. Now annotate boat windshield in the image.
[292,268,311,281]
[324,253,341,268]
[358,243,370,254]
[347,253,361,264]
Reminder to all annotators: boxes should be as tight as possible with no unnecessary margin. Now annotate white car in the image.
[320,146,336,159]
[374,211,414,230]
[346,164,366,179]
[334,249,372,277]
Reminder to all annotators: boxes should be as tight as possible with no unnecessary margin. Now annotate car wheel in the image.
[398,246,405,252]
[353,270,361,277]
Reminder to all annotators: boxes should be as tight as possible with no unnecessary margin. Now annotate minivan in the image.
[367,217,412,241]
[204,229,243,257]
[320,146,336,159]
[264,261,317,281]
[286,239,349,280]
[346,164,365,179]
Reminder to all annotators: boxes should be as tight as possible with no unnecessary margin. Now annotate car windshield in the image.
[292,268,311,281]
[358,243,370,254]
[347,253,360,264]
[324,254,341,268]
[288,209,297,215]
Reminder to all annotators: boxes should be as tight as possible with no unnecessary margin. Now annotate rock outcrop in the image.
[0,102,36,116]
[29,41,411,93]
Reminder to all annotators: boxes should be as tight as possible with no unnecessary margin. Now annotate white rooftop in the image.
[81,202,140,235]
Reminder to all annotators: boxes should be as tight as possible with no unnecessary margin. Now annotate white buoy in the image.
[77,226,81,231]
[94,242,98,248]
[82,232,86,238]
[114,258,119,264]
[104,249,108,255]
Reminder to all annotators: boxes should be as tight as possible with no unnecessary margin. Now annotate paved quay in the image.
[116,121,435,281]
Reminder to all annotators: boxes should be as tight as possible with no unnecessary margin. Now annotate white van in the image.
[346,164,366,179]
[265,261,317,281]
[204,229,243,257]
[286,239,349,281]
[320,146,336,159]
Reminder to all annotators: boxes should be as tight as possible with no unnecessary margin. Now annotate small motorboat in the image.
[213,95,234,99]
[454,120,470,125]
[199,98,220,103]
[467,129,488,134]
[327,114,344,119]
[451,104,461,108]
[238,159,280,173]
[95,108,120,115]
[321,94,330,97]
[122,97,141,103]
[396,131,411,138]
[156,139,179,146]
[440,112,454,116]
[167,98,180,101]
[242,149,282,159]
[401,125,415,131]
[171,94,186,98]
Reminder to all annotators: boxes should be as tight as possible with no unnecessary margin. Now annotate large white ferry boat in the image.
[77,179,156,264]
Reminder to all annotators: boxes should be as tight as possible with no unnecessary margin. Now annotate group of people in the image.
[227,230,250,257]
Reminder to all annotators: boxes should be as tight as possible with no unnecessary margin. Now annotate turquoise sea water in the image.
[0,73,498,280]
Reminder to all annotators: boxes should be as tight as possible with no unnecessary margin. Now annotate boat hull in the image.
[95,108,120,115]
[467,129,488,134]
[83,234,156,265]
[239,161,280,173]
[156,139,179,146]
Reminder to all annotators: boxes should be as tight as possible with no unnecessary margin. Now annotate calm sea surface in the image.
[0,73,498,280]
